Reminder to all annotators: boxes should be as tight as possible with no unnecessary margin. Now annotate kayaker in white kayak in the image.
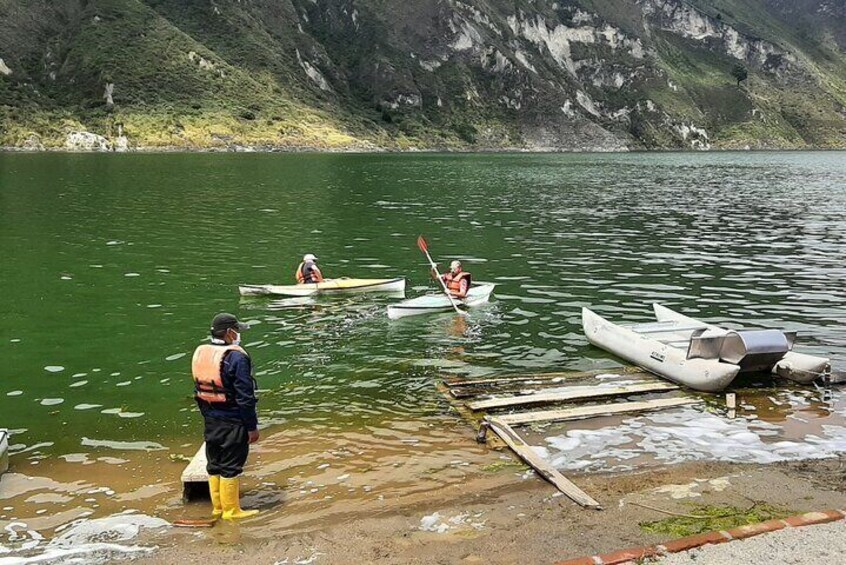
[433,260,471,299]
[295,253,324,284]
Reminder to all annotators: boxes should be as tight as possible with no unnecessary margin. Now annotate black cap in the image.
[210,313,249,336]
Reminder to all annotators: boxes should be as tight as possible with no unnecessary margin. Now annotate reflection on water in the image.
[3,151,846,555]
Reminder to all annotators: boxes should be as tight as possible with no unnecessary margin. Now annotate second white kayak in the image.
[387,284,496,319]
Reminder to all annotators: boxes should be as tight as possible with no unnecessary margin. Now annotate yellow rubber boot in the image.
[220,477,259,520]
[209,475,223,518]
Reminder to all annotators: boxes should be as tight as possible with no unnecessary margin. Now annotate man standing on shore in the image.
[191,313,260,520]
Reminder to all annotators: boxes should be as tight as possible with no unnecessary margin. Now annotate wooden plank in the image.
[449,380,599,400]
[486,417,601,509]
[497,397,702,426]
[467,382,679,411]
[449,371,664,400]
[181,444,208,500]
[444,372,576,388]
[443,366,647,388]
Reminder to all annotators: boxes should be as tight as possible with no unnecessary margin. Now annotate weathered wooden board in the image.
[496,397,702,426]
[443,366,646,388]
[444,372,576,388]
[181,444,209,500]
[486,418,601,509]
[467,382,679,411]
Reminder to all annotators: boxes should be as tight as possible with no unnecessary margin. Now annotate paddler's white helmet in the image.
[450,260,461,271]
[303,253,318,262]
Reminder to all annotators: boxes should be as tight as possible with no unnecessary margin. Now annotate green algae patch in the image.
[481,460,529,473]
[640,503,790,538]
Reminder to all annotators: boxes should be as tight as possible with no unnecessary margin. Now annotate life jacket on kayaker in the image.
[191,343,248,406]
[295,253,324,284]
[441,260,471,298]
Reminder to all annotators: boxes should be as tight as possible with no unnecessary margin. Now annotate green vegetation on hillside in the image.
[0,0,844,150]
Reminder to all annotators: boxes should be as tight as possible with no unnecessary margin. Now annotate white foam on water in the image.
[542,407,846,473]
[164,353,185,361]
[6,391,23,397]
[0,513,169,564]
[69,381,88,388]
[43,367,64,373]
[59,454,92,464]
[81,438,166,452]
[123,273,140,277]
[39,399,64,406]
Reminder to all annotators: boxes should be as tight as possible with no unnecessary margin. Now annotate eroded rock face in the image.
[65,131,112,152]
[640,0,793,72]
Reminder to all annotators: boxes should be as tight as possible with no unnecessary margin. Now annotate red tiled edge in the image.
[555,509,846,565]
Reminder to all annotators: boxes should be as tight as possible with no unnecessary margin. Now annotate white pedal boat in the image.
[387,283,495,319]
[583,304,830,392]
[239,277,406,297]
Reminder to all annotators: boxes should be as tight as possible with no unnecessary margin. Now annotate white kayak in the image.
[387,283,496,319]
[0,428,8,476]
[239,277,406,297]
[583,304,830,392]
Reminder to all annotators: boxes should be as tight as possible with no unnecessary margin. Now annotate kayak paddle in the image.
[416,235,466,317]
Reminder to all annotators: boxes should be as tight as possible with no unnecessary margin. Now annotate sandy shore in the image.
[138,450,846,564]
[4,414,846,564]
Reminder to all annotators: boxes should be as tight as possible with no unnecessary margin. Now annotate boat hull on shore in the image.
[583,304,830,392]
[387,284,495,319]
[652,304,829,385]
[239,277,406,297]
[582,307,740,392]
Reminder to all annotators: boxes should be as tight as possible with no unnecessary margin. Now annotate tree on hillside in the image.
[731,63,748,87]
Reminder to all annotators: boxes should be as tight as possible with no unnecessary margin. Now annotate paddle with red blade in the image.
[417,235,466,316]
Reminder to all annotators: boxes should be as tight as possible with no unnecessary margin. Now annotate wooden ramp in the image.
[487,418,601,509]
[467,381,679,411]
[495,397,701,426]
[181,444,209,500]
[440,367,703,510]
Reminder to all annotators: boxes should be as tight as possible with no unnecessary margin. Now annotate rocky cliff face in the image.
[0,0,844,150]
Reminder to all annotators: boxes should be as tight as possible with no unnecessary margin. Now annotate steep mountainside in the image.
[1,0,844,151]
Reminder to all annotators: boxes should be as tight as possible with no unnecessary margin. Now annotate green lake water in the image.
[2,151,846,458]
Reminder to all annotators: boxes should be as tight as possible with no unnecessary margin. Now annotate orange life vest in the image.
[191,344,247,404]
[295,261,322,284]
[445,271,471,295]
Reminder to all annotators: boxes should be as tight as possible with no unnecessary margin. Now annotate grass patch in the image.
[640,502,790,538]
